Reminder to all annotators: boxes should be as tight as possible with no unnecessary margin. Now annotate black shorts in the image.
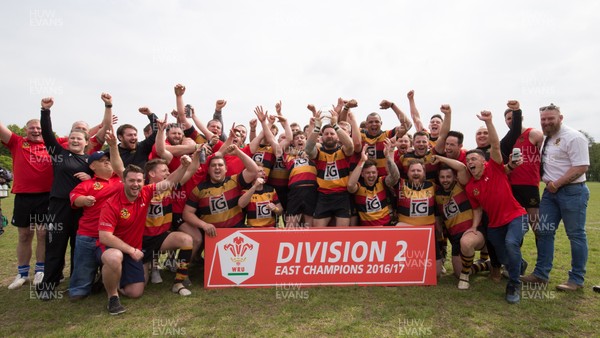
[286,186,317,216]
[95,246,145,288]
[142,231,171,263]
[448,226,486,256]
[274,186,289,210]
[11,193,49,228]
[511,185,540,209]
[170,213,184,231]
[313,192,351,219]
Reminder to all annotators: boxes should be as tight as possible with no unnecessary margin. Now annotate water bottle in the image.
[0,184,8,198]
[199,147,206,164]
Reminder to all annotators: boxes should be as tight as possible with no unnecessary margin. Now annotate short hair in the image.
[363,159,377,170]
[117,124,137,137]
[321,124,336,133]
[26,119,40,127]
[70,128,90,142]
[366,112,381,120]
[144,158,168,176]
[438,165,455,176]
[466,149,486,158]
[414,131,429,140]
[270,124,279,136]
[207,119,222,128]
[166,123,183,132]
[123,164,144,179]
[143,123,152,134]
[446,131,464,145]
[430,114,443,122]
[290,122,300,129]
[504,108,513,117]
[208,154,225,167]
[293,131,306,139]
[407,158,425,170]
[359,121,367,129]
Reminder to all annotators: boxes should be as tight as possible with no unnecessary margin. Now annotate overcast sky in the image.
[2,1,599,149]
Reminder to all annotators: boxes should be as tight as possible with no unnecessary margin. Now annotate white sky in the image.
[2,0,599,149]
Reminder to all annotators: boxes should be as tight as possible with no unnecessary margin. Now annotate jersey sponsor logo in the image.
[120,208,131,219]
[366,145,376,159]
[295,158,309,167]
[410,198,429,217]
[324,162,340,180]
[472,188,479,196]
[274,156,285,169]
[256,201,272,219]
[147,202,164,218]
[366,195,382,213]
[22,142,30,148]
[209,194,229,214]
[253,152,265,163]
[93,182,103,190]
[443,198,459,219]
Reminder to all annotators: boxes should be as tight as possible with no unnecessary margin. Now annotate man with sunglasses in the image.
[522,104,589,292]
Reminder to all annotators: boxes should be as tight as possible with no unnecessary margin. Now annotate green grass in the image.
[0,183,599,337]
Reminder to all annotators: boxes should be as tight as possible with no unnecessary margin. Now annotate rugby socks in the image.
[35,262,44,274]
[174,247,193,283]
[479,250,489,261]
[460,253,474,275]
[18,265,30,278]
[471,260,490,274]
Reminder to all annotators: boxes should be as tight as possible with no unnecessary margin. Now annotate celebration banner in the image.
[204,226,436,289]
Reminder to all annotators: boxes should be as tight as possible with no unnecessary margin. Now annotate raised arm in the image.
[235,145,259,184]
[238,177,264,208]
[94,93,114,144]
[304,111,322,160]
[156,155,192,193]
[213,99,228,141]
[155,114,174,164]
[275,101,293,156]
[432,155,470,186]
[433,104,452,155]
[407,90,425,132]
[380,98,413,137]
[40,97,60,154]
[347,145,369,194]
[347,110,363,153]
[477,110,502,164]
[174,84,193,130]
[0,121,13,144]
[106,127,125,179]
[331,110,354,156]
[499,100,523,163]
[383,139,400,189]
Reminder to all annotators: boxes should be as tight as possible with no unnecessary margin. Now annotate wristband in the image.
[343,106,349,111]
[333,124,340,131]
[105,104,113,108]
[390,102,395,108]
[313,127,321,133]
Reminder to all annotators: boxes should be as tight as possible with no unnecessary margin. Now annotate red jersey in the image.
[3,133,53,193]
[509,128,540,186]
[70,173,122,237]
[149,141,181,173]
[466,160,526,228]
[98,183,157,249]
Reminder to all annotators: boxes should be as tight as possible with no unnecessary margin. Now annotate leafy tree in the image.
[579,130,598,181]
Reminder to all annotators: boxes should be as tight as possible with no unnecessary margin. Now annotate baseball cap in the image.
[87,151,110,166]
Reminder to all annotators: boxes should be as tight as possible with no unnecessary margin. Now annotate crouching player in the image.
[97,153,191,315]
[433,155,487,289]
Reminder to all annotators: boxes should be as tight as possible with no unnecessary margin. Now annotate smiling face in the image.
[361,163,378,186]
[429,117,443,137]
[466,152,485,179]
[413,134,429,156]
[321,127,338,149]
[293,133,307,150]
[444,135,462,160]
[25,120,43,142]
[407,162,425,184]
[540,108,562,137]
[207,120,222,136]
[167,126,183,145]
[438,168,455,191]
[119,127,138,150]
[124,172,144,200]
[208,157,227,183]
[148,163,170,183]
[475,127,489,148]
[365,114,382,135]
[68,130,88,155]
[89,155,113,177]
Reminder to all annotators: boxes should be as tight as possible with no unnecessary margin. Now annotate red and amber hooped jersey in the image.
[397,179,436,225]
[244,185,280,227]
[286,154,317,188]
[352,176,391,226]
[361,129,394,176]
[315,146,350,194]
[269,155,290,188]
[144,188,175,237]
[243,145,275,177]
[187,174,248,228]
[435,183,473,235]
[398,151,439,183]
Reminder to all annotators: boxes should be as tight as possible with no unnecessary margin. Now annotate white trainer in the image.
[33,272,44,286]
[8,274,28,290]
[151,269,163,284]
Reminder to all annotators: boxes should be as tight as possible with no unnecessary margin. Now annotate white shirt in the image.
[541,124,589,183]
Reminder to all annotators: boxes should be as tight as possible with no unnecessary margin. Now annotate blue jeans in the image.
[534,183,589,285]
[487,215,528,286]
[68,235,99,297]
